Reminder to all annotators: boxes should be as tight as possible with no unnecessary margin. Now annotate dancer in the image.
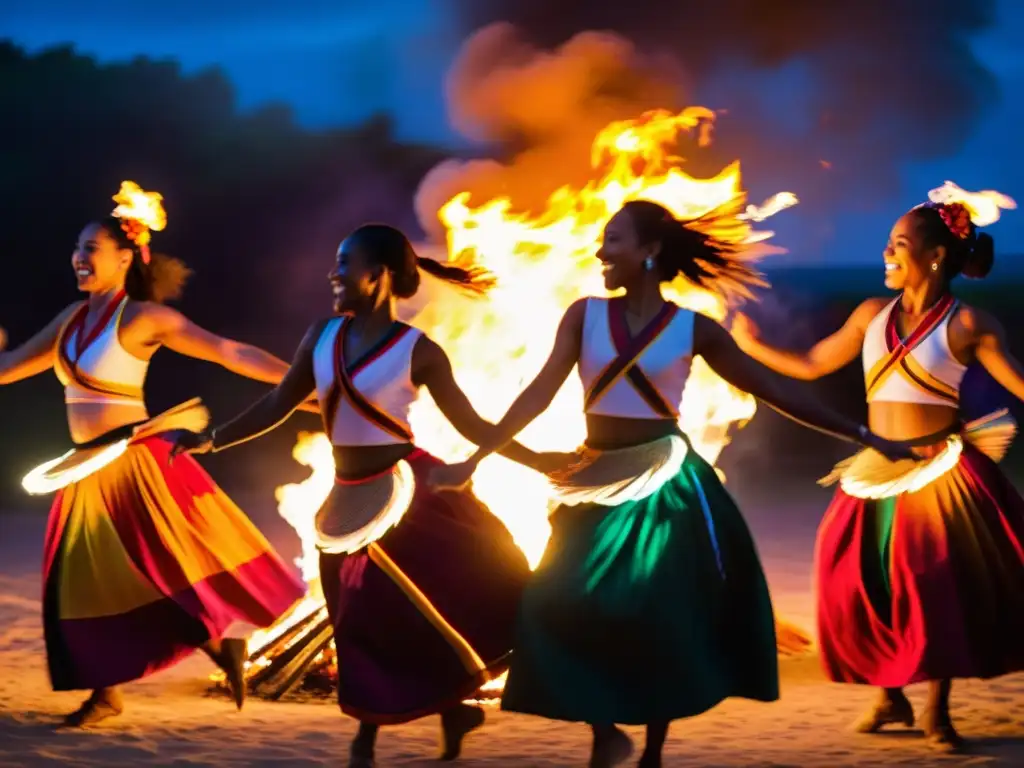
[430,199,912,767]
[172,224,548,767]
[731,192,1024,751]
[0,182,306,727]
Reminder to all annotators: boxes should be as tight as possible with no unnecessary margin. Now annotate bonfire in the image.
[213,105,807,702]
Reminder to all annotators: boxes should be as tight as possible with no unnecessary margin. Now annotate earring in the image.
[644,256,654,271]
[931,262,939,272]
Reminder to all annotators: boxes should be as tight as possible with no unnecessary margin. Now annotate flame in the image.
[111,180,167,245]
[245,106,797,684]
[927,180,1017,227]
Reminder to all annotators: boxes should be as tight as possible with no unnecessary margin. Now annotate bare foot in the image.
[922,710,966,753]
[440,703,485,760]
[775,619,813,657]
[851,692,915,733]
[590,726,634,768]
[61,688,124,728]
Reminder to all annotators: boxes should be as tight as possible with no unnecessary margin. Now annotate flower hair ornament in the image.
[111,181,167,264]
[915,180,1017,241]
[921,201,973,240]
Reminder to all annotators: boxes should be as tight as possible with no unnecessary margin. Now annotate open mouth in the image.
[884,262,900,273]
[75,267,94,279]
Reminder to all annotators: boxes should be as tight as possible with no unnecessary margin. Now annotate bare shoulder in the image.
[953,302,1002,336]
[124,300,179,325]
[561,297,589,328]
[412,331,444,359]
[852,296,890,321]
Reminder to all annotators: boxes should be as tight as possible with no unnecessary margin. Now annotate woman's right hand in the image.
[168,429,214,460]
[428,460,478,492]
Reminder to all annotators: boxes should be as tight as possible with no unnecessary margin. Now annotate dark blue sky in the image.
[4,0,1023,266]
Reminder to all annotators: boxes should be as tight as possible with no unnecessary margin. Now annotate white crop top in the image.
[862,295,966,407]
[55,294,149,406]
[578,297,694,419]
[313,317,423,446]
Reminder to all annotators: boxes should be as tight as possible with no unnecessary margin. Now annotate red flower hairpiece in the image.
[929,202,972,240]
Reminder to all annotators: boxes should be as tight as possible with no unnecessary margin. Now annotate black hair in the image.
[96,216,191,303]
[911,205,995,281]
[347,223,495,299]
[621,197,766,303]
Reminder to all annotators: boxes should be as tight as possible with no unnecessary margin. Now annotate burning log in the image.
[213,601,813,703]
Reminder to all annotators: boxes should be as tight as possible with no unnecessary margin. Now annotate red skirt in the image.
[815,442,1024,686]
[43,435,306,691]
[319,450,530,724]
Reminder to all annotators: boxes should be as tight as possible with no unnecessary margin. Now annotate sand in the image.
[1,505,1022,767]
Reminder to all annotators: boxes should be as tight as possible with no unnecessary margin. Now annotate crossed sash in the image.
[321,317,415,442]
[864,294,960,405]
[584,299,680,418]
[54,291,144,401]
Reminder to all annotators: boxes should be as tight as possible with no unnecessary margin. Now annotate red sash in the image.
[584,299,680,418]
[54,291,143,400]
[864,294,959,404]
[321,318,415,442]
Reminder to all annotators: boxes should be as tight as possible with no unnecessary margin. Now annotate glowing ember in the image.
[226,106,799,698]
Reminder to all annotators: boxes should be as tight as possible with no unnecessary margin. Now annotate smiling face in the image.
[71,222,134,294]
[882,212,944,292]
[328,237,382,315]
[596,208,658,291]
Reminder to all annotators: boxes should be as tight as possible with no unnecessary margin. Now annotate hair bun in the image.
[963,232,995,279]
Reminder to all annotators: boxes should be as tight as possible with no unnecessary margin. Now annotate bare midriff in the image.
[584,414,680,451]
[332,443,416,481]
[66,400,150,445]
[868,401,960,444]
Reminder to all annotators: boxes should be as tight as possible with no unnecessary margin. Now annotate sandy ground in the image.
[1,500,1023,767]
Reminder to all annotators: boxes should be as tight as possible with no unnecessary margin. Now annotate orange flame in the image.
[246,106,797,680]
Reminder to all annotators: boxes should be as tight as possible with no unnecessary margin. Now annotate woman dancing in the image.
[430,199,911,767]
[0,182,306,726]
[731,194,1024,751]
[172,224,550,767]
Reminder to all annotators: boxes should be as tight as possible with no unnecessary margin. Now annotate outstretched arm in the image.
[0,304,82,385]
[454,299,586,468]
[412,336,546,470]
[172,322,321,456]
[696,313,905,455]
[731,297,886,381]
[968,308,1024,403]
[143,304,294,385]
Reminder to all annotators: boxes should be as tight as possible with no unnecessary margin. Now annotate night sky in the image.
[4,0,1024,265]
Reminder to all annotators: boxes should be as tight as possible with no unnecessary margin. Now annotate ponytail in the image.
[347,223,496,300]
[622,197,766,304]
[415,255,496,296]
[125,250,192,303]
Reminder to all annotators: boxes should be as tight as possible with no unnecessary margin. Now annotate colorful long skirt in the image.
[318,449,530,724]
[501,437,779,724]
[42,434,306,691]
[816,440,1024,686]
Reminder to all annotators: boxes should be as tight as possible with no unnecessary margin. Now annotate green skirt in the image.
[501,443,779,724]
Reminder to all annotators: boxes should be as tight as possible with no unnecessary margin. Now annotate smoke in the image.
[422,1,999,251]
[415,23,688,239]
